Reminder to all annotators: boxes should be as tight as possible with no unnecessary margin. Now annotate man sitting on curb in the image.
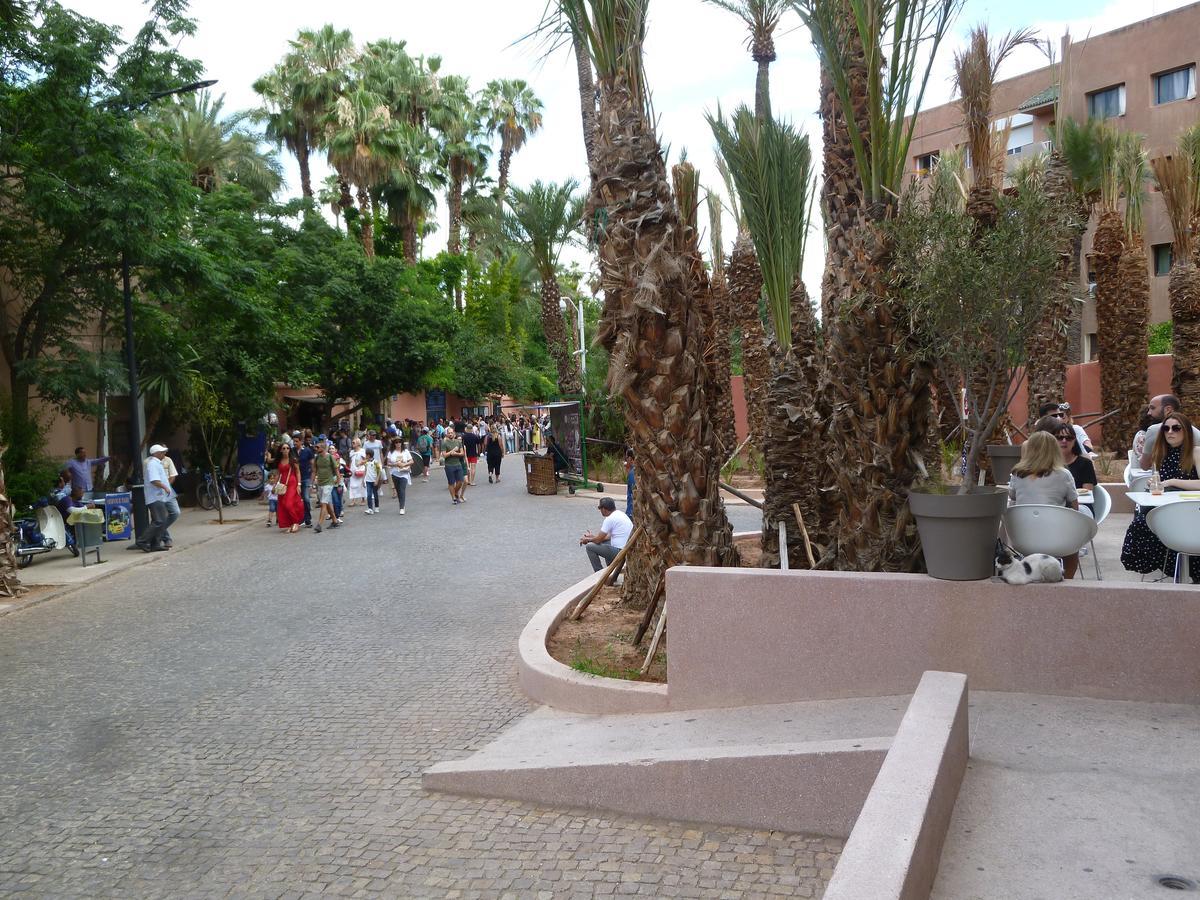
[580,497,634,572]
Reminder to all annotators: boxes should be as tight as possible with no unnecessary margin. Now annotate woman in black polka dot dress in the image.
[1121,412,1200,581]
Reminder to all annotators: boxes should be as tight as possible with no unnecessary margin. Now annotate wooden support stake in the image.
[778,521,789,570]
[791,503,817,569]
[633,576,667,645]
[719,480,763,509]
[640,605,666,675]
[722,436,752,470]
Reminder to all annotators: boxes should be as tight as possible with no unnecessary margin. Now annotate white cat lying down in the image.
[995,547,1064,584]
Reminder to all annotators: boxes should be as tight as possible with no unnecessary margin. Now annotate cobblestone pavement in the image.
[0,465,838,898]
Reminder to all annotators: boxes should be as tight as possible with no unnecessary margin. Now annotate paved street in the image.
[0,464,837,899]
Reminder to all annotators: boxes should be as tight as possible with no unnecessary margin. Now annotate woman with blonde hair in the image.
[1009,431,1081,578]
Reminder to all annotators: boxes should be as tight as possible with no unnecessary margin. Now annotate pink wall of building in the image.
[731,375,749,445]
[1005,354,1174,446]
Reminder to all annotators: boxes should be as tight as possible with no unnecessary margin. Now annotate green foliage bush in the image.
[1148,321,1173,355]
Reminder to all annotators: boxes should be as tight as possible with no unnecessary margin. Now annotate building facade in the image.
[907,2,1200,361]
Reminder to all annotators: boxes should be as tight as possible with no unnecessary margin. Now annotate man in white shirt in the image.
[1139,393,1200,468]
[580,497,634,572]
[138,444,178,552]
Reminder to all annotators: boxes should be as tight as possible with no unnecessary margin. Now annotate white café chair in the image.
[1082,484,1112,580]
[1146,500,1200,584]
[1003,505,1099,579]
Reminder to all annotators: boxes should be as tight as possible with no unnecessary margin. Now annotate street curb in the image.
[0,515,261,620]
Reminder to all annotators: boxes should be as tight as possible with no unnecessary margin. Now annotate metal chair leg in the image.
[1091,540,1102,580]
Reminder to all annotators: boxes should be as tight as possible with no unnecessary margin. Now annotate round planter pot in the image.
[909,487,1009,581]
[987,444,1022,485]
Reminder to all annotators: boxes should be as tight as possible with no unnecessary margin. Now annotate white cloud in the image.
[61,0,1189,309]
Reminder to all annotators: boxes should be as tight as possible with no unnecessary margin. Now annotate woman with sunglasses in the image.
[1038,419,1097,515]
[1121,411,1200,580]
[1009,431,1082,578]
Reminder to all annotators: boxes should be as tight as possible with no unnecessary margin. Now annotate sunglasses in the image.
[1056,434,1073,441]
[1165,424,1185,433]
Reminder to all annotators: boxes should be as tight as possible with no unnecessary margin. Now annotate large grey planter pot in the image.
[987,444,1022,485]
[909,487,1009,581]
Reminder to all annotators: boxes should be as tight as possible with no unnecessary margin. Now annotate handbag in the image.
[354,467,366,477]
[274,471,289,495]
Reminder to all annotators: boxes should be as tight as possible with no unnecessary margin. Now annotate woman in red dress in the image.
[275,444,305,533]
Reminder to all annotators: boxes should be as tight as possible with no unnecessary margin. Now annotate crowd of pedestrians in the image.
[260,413,550,533]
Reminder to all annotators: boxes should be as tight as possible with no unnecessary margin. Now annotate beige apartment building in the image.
[907,1,1200,361]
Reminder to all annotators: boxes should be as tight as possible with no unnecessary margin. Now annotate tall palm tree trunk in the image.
[824,205,933,571]
[728,231,768,452]
[590,72,736,606]
[761,280,825,567]
[448,172,464,256]
[541,276,582,395]
[708,258,737,460]
[1108,233,1150,451]
[1092,210,1126,449]
[574,33,598,171]
[1027,152,1084,422]
[356,185,375,258]
[401,215,418,266]
[818,56,867,321]
[297,139,313,200]
[1171,260,1200,411]
[497,145,514,201]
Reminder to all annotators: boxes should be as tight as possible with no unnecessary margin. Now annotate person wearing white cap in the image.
[138,444,178,552]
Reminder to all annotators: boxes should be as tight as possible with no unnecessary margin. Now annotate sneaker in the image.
[329,520,340,528]
[452,499,459,505]
[314,524,322,534]
[488,475,493,483]
[399,509,406,515]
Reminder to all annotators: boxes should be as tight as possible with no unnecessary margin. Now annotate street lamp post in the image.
[119,79,217,538]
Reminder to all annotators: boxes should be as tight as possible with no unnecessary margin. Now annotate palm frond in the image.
[953,25,1039,191]
[556,0,649,110]
[1152,154,1195,262]
[793,0,963,205]
[1116,132,1148,239]
[709,105,815,349]
[706,188,726,278]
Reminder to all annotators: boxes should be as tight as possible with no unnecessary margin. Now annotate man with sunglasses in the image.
[1037,402,1094,457]
[1138,394,1200,469]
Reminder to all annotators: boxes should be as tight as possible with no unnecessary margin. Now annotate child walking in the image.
[364,448,381,515]
[265,470,279,527]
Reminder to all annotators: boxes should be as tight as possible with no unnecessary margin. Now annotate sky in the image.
[64,0,1196,301]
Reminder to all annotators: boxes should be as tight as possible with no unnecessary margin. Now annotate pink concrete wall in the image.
[666,568,1200,708]
[1005,354,1175,447]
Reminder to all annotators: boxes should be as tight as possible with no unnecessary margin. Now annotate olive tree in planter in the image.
[890,170,1066,579]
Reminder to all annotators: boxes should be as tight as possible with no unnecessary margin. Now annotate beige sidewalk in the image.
[0,507,259,616]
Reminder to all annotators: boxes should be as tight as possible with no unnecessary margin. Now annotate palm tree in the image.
[557,0,737,606]
[711,106,820,567]
[480,78,544,201]
[290,25,357,211]
[503,180,585,395]
[317,174,343,230]
[795,0,959,572]
[1026,116,1106,420]
[953,26,1038,230]
[1092,129,1149,452]
[252,61,316,199]
[324,87,402,258]
[1152,125,1200,411]
[144,91,282,201]
[434,76,490,257]
[702,0,788,120]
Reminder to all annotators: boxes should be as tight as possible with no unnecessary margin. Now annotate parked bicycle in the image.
[195,470,239,510]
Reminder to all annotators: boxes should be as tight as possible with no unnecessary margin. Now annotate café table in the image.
[1126,491,1200,508]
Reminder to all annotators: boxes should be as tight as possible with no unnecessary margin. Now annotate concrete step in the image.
[425,696,909,837]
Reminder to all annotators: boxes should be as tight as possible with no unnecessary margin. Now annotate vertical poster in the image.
[548,401,583,477]
[237,428,268,495]
[104,492,133,541]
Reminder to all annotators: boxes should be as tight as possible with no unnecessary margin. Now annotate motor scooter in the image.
[14,501,57,567]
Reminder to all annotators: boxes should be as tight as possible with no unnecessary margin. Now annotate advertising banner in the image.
[104,492,133,541]
[237,429,267,494]
[547,401,583,477]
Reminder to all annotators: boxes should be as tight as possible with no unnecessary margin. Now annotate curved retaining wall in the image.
[517,569,670,714]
